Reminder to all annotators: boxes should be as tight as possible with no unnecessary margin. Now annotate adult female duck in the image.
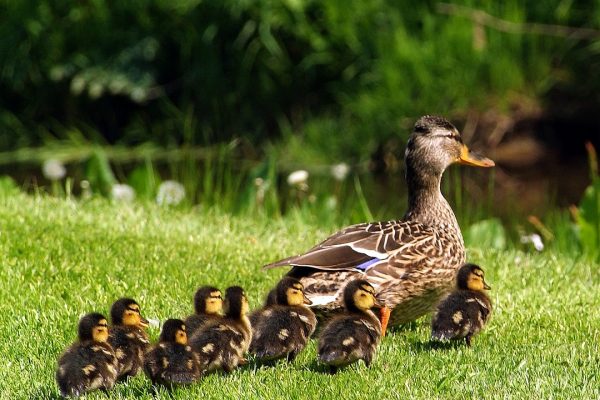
[264,116,494,334]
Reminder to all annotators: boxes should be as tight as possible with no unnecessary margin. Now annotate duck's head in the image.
[343,280,381,312]
[405,116,494,178]
[110,298,149,329]
[274,277,312,306]
[194,286,223,316]
[457,263,491,291]
[159,319,188,345]
[78,313,109,343]
[223,286,249,318]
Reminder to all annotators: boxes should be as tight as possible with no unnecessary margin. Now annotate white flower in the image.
[42,159,66,181]
[111,184,135,202]
[331,163,350,181]
[287,170,309,186]
[520,233,544,251]
[156,180,186,206]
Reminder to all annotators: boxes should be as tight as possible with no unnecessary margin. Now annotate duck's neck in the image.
[403,163,462,239]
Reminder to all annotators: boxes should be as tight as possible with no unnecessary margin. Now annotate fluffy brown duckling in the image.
[318,280,382,373]
[56,313,118,397]
[431,263,492,346]
[108,297,150,380]
[189,286,251,373]
[144,319,201,386]
[250,277,317,362]
[248,287,277,328]
[184,286,223,338]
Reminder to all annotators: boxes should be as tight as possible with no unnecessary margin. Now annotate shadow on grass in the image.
[407,339,466,352]
[305,359,342,375]
[387,320,419,334]
[29,387,62,400]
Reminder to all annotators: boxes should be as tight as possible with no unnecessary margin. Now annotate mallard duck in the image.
[108,298,150,380]
[56,313,118,397]
[184,286,223,338]
[144,319,201,386]
[318,280,382,373]
[189,286,252,373]
[431,263,492,346]
[265,116,494,333]
[250,277,317,362]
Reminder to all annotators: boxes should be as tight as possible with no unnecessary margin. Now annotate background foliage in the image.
[2,0,599,162]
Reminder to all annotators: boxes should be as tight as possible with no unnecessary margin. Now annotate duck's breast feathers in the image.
[264,220,439,272]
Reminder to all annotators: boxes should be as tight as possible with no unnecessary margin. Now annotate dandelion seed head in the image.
[287,170,309,186]
[111,184,135,202]
[331,163,350,181]
[156,180,186,206]
[42,159,66,181]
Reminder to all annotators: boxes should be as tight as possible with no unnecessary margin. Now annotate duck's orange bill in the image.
[380,306,391,337]
[458,145,495,167]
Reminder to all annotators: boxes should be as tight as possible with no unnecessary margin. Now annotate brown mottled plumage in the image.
[56,313,118,397]
[250,277,317,362]
[184,286,223,338]
[248,288,277,328]
[189,286,251,373]
[318,280,382,373]
[144,319,201,386]
[107,298,150,380]
[431,263,492,346]
[264,116,494,327]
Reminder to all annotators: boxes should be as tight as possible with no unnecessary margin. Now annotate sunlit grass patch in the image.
[0,194,597,399]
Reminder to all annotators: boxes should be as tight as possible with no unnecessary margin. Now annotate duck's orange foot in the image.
[380,306,391,337]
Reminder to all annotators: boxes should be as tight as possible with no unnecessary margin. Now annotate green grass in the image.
[0,193,598,399]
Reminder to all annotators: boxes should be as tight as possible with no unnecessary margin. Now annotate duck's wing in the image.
[263,220,437,275]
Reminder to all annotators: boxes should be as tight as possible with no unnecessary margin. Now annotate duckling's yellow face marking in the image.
[175,325,187,345]
[205,291,223,315]
[92,319,109,342]
[286,283,306,306]
[353,284,377,310]
[467,268,491,291]
[241,295,250,315]
[122,304,149,328]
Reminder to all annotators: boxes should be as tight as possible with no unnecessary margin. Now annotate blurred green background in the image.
[1,0,600,256]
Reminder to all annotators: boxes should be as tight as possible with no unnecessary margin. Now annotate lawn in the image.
[0,193,598,399]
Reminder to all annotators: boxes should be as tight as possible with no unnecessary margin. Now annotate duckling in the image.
[184,286,223,338]
[250,277,317,362]
[56,313,118,397]
[248,287,277,328]
[189,286,251,373]
[318,280,382,373]
[108,297,150,380]
[144,319,201,386]
[431,263,492,346]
